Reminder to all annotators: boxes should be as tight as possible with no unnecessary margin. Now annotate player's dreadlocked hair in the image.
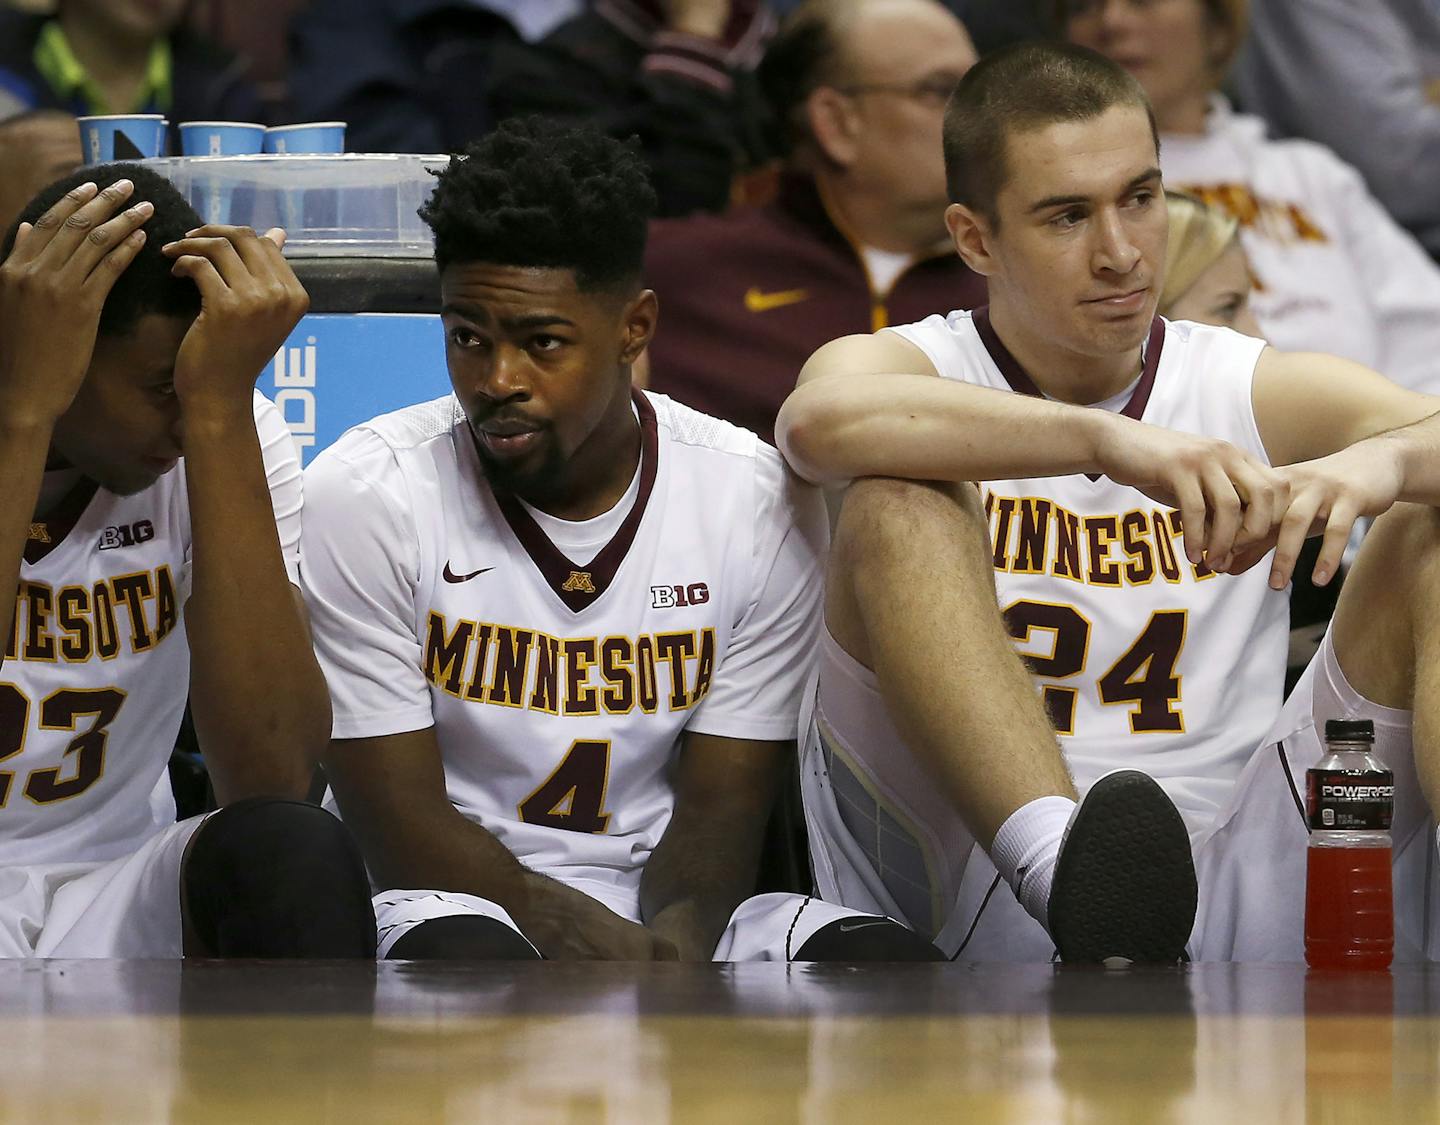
[419,117,657,292]
[4,163,202,335]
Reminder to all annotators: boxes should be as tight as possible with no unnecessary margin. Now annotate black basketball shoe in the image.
[1047,770,1197,963]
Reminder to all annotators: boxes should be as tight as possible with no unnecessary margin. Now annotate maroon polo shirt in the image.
[644,175,987,445]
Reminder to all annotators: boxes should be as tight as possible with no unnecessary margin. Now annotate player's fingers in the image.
[261,227,287,250]
[10,181,98,261]
[79,228,148,298]
[169,252,229,303]
[1312,498,1359,587]
[40,179,136,263]
[1200,463,1243,568]
[1228,460,1286,569]
[68,200,155,280]
[1270,490,1322,590]
[161,233,249,288]
[1171,472,1208,566]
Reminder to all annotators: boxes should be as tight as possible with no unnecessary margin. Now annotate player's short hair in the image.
[3,162,202,336]
[943,41,1158,226]
[1160,191,1240,313]
[418,117,657,294]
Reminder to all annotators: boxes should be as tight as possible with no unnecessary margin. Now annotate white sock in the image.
[989,795,1076,930]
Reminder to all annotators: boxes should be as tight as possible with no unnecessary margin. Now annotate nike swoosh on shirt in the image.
[442,563,494,584]
[744,286,810,313]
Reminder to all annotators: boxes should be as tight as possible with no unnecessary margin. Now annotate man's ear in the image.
[946,202,999,278]
[805,86,862,168]
[620,288,658,366]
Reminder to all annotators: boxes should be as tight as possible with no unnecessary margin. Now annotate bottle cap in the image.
[1324,718,1375,743]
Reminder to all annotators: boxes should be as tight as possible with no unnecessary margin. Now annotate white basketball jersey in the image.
[1,392,303,866]
[886,310,1286,833]
[301,391,825,916]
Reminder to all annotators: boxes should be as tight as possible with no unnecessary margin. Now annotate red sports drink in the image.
[1304,719,1393,971]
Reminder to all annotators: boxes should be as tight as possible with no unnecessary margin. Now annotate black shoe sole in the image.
[1048,770,1198,964]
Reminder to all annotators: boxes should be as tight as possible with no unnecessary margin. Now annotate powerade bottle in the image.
[1304,719,1394,970]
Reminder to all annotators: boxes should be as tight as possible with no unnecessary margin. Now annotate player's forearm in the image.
[1379,410,1440,504]
[182,405,327,802]
[640,819,771,960]
[0,418,58,666]
[776,374,1116,485]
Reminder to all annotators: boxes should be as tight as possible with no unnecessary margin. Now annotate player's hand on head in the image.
[160,225,308,410]
[1268,446,1406,591]
[0,178,153,424]
[1098,418,1288,572]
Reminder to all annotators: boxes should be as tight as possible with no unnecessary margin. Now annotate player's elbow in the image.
[776,381,850,485]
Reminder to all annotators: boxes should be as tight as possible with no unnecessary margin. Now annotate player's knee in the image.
[792,916,946,962]
[385,914,542,961]
[183,798,377,959]
[836,478,986,568]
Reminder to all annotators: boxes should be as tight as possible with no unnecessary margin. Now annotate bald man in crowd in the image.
[643,0,986,444]
[0,111,82,234]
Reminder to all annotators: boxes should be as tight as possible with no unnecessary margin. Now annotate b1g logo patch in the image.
[651,583,710,609]
[98,520,155,551]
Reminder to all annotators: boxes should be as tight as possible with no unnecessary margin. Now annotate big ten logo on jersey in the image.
[650,583,709,609]
[97,520,154,551]
[423,612,716,717]
[273,335,317,453]
[984,491,1216,588]
[7,568,179,663]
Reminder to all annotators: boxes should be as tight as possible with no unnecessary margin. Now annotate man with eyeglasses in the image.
[642,0,986,445]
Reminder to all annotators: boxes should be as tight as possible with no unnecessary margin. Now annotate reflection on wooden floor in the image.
[2,961,1437,1123]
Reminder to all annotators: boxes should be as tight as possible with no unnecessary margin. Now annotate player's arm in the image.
[162,226,328,803]
[777,331,1286,571]
[639,732,788,960]
[0,180,152,661]
[1250,348,1440,588]
[325,727,677,961]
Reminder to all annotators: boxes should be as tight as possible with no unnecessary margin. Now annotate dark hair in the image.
[943,41,1158,224]
[755,1,850,156]
[418,117,657,292]
[4,162,202,335]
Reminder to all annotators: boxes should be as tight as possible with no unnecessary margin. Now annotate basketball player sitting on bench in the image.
[779,42,1440,963]
[299,118,962,962]
[0,165,376,958]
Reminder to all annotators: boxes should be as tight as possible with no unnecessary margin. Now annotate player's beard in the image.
[473,432,567,503]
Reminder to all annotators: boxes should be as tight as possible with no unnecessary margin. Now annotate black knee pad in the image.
[386,914,542,961]
[793,916,946,962]
[183,798,377,959]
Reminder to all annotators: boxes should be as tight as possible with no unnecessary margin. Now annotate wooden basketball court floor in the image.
[2,960,1436,1123]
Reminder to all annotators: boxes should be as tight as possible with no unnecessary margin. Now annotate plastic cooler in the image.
[143,154,453,462]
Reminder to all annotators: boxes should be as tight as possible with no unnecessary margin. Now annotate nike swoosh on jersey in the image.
[442,563,494,584]
[744,286,810,313]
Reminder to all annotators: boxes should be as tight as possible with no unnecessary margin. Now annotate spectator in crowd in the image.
[770,0,1049,53]
[481,1,777,217]
[287,0,580,155]
[1060,0,1440,397]
[1160,190,1259,337]
[0,110,81,235]
[644,0,985,444]
[0,0,263,133]
[1232,0,1440,259]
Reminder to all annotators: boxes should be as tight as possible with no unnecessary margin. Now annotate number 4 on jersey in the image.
[518,739,612,833]
[1004,601,1187,735]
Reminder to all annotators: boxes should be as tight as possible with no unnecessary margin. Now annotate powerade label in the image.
[1306,768,1394,831]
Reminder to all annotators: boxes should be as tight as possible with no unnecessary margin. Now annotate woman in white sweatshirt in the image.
[1059,0,1440,396]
